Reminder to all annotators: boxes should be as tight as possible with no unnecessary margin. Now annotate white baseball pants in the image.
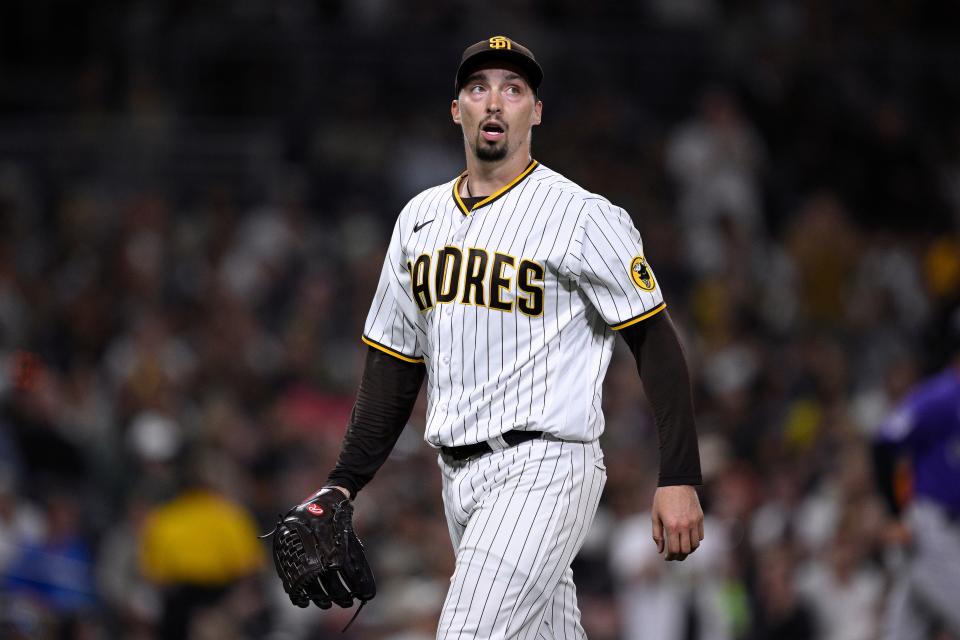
[437,438,606,640]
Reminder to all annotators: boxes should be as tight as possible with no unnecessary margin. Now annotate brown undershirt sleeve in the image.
[325,347,426,497]
[617,310,703,486]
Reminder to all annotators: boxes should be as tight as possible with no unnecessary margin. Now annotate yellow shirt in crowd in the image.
[139,489,264,586]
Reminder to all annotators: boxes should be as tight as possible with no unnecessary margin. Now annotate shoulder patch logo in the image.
[630,256,656,291]
[306,503,324,516]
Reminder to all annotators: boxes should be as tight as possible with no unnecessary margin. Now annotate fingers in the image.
[303,576,331,609]
[289,589,310,608]
[665,529,687,561]
[319,570,354,608]
[339,538,377,601]
[662,520,702,561]
[652,485,705,562]
[652,515,664,554]
[305,570,358,609]
[680,528,692,554]
[337,567,366,601]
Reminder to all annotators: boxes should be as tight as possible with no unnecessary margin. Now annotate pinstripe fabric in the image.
[363,163,656,638]
[438,439,606,639]
[363,163,665,448]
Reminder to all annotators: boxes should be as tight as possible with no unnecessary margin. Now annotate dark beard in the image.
[475,139,508,162]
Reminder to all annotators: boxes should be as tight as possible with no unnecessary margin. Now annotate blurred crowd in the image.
[2,1,960,639]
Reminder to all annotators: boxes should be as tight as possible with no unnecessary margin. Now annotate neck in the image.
[462,147,532,197]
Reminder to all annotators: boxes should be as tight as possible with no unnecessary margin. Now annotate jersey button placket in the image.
[445,221,464,321]
[453,210,472,245]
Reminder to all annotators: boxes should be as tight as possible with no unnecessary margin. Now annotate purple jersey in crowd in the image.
[878,367,960,517]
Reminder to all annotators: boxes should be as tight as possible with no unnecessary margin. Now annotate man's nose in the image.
[486,92,502,113]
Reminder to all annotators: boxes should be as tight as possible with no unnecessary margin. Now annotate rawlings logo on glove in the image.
[266,488,376,627]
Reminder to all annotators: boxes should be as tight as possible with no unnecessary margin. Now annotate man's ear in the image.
[532,100,543,126]
[451,99,461,125]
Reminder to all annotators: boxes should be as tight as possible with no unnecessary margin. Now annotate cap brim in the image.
[455,50,543,94]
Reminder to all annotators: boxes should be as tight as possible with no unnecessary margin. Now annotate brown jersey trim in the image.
[610,301,667,331]
[452,159,539,216]
[360,335,424,363]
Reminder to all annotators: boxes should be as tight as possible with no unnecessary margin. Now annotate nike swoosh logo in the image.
[413,219,434,232]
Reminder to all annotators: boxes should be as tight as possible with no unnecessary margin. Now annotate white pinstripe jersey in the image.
[362,160,665,447]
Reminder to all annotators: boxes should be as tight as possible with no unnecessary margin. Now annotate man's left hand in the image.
[651,485,704,561]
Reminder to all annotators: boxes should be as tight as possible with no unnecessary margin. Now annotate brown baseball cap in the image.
[455,36,543,95]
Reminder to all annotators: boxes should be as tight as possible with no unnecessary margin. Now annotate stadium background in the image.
[2,1,960,638]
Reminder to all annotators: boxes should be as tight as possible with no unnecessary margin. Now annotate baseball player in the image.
[873,313,960,640]
[271,36,704,638]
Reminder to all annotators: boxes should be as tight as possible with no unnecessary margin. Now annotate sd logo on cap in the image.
[454,35,543,96]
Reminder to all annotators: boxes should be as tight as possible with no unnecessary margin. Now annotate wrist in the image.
[324,485,352,500]
[657,474,702,487]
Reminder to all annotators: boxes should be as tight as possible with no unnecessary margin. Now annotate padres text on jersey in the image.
[363,161,666,447]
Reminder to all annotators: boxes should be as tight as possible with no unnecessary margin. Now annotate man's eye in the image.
[506,86,520,95]
[470,85,485,94]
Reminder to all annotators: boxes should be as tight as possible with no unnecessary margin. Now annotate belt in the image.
[441,430,543,462]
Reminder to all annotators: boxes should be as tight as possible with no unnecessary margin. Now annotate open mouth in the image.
[480,122,505,142]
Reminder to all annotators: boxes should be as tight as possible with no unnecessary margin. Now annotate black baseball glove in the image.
[270,488,376,613]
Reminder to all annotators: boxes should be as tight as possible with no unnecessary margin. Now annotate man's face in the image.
[452,64,542,163]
